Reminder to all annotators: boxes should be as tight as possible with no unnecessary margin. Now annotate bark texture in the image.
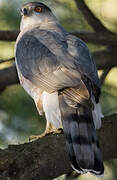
[0,114,117,180]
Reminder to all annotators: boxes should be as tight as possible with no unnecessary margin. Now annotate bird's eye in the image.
[34,6,42,13]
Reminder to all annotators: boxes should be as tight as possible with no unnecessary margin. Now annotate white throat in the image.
[20,14,57,31]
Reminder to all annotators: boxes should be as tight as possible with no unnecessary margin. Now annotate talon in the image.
[29,128,62,141]
[29,132,49,141]
[52,128,62,134]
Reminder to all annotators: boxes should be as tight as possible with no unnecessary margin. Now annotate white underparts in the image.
[39,92,103,130]
[42,91,62,129]
[92,97,104,129]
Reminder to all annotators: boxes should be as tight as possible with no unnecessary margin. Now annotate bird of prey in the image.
[15,2,104,177]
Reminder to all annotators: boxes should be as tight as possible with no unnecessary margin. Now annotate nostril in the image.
[23,8,28,16]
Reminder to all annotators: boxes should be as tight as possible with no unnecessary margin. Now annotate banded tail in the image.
[59,94,104,177]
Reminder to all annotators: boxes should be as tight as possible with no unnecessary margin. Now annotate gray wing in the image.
[29,28,100,88]
[15,28,99,104]
[15,31,83,95]
[66,34,101,88]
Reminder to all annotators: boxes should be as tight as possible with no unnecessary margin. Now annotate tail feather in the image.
[75,107,94,170]
[91,128,104,176]
[59,94,104,176]
[61,102,84,173]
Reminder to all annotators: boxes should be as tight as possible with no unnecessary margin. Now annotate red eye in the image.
[35,6,42,13]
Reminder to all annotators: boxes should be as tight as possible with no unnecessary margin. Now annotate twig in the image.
[100,68,111,85]
[0,57,14,64]
[74,0,113,34]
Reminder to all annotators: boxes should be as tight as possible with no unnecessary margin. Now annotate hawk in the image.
[15,2,104,177]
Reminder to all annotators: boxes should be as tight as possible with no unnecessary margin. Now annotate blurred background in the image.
[0,0,117,179]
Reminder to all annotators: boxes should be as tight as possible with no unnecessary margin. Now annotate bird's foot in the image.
[29,128,62,141]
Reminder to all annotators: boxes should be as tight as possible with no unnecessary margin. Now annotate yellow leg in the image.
[29,121,62,141]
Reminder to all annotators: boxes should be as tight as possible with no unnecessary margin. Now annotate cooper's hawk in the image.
[15,2,104,177]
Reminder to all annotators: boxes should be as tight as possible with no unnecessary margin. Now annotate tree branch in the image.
[0,65,19,92]
[100,68,111,85]
[71,31,117,46]
[92,49,117,69]
[0,114,117,180]
[74,0,113,34]
[1,30,117,46]
[0,30,18,41]
[0,57,14,64]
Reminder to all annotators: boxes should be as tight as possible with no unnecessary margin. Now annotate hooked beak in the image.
[20,8,28,16]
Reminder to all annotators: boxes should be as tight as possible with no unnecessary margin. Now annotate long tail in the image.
[59,94,104,177]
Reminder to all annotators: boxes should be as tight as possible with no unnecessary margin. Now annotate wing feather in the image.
[15,32,82,94]
[15,28,100,104]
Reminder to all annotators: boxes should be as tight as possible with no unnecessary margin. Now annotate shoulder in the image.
[66,33,87,48]
[66,33,101,89]
[66,33,91,61]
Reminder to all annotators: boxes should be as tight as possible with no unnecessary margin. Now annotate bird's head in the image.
[20,2,56,31]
